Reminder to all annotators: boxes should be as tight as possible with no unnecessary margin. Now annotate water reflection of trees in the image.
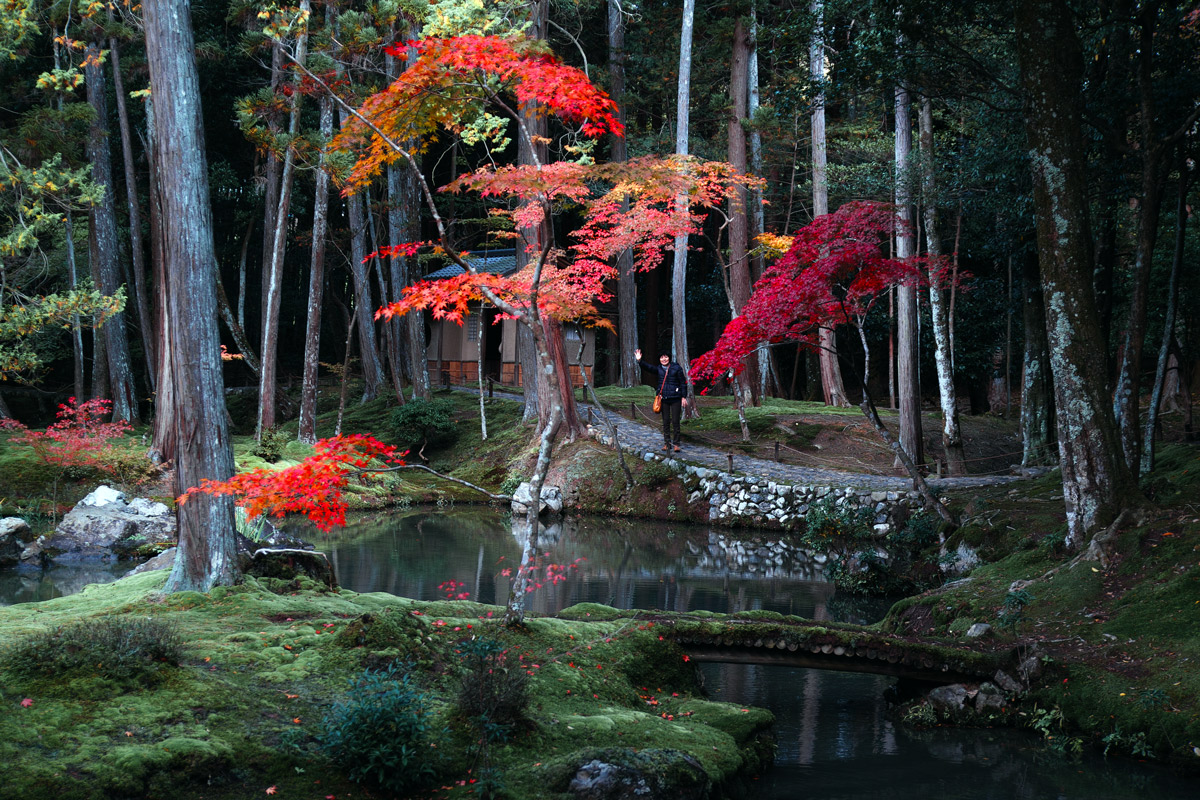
[319,510,838,617]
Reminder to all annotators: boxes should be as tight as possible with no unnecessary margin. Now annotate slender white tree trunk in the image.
[918,96,965,475]
[257,3,308,437]
[671,0,699,417]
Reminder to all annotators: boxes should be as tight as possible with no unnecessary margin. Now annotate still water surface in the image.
[314,509,1194,800]
[3,507,1193,798]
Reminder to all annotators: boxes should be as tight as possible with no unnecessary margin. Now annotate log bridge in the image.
[660,614,1008,685]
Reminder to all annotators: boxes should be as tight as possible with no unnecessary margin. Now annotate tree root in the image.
[1009,507,1145,592]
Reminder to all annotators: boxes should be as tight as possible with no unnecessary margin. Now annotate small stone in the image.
[965,623,992,638]
[927,684,970,713]
[992,670,1023,694]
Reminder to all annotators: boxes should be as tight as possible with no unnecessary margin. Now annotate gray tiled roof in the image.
[423,249,519,281]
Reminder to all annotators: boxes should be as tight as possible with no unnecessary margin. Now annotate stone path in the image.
[581,400,1019,492]
[465,386,1021,492]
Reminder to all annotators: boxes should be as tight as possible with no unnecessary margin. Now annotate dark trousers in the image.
[660,398,683,445]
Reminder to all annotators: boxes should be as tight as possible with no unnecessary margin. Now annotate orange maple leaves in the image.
[180,434,402,532]
[333,35,622,188]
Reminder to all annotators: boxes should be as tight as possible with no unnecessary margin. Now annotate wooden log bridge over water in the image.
[660,613,1008,685]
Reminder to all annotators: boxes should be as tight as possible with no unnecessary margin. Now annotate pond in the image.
[3,507,1193,799]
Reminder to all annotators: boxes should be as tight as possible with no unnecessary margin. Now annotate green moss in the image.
[0,576,778,799]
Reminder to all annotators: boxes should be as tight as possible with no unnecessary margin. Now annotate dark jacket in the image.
[640,359,688,400]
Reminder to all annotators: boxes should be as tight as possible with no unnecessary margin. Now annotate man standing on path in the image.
[635,348,688,452]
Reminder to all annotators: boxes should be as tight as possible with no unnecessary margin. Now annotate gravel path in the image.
[465,386,1023,492]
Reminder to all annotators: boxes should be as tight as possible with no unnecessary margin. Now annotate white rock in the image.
[80,485,126,507]
[128,498,170,517]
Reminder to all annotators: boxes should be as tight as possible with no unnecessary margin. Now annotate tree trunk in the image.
[1141,150,1190,475]
[810,0,849,408]
[146,96,176,464]
[144,0,238,592]
[516,0,550,423]
[1020,255,1057,466]
[1113,8,1177,473]
[748,4,775,399]
[299,92,334,444]
[1014,0,1141,547]
[259,44,283,334]
[671,0,699,418]
[257,6,308,436]
[727,16,758,407]
[85,42,139,424]
[344,184,386,402]
[609,0,639,388]
[63,211,85,401]
[108,34,157,393]
[918,96,966,475]
[388,27,430,402]
[893,80,922,467]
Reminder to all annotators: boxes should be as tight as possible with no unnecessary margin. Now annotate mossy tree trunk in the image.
[1014,0,1141,548]
[144,0,239,592]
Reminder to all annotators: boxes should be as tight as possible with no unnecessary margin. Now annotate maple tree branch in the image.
[280,50,472,274]
[354,463,513,503]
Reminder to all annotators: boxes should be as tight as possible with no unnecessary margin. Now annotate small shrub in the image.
[391,397,458,452]
[252,427,290,463]
[639,460,676,488]
[499,473,524,496]
[96,447,158,489]
[1,616,183,693]
[889,511,939,549]
[797,498,874,552]
[320,664,447,796]
[455,637,530,730]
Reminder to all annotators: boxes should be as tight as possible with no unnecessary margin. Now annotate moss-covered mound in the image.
[878,445,1200,766]
[0,574,774,800]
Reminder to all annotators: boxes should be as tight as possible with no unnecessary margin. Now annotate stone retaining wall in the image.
[638,451,924,533]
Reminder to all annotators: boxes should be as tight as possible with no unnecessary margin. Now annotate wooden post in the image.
[631,401,636,418]
[727,453,734,473]
[774,441,780,462]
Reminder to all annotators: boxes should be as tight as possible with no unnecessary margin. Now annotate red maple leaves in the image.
[376,157,752,329]
[180,435,403,532]
[692,201,926,381]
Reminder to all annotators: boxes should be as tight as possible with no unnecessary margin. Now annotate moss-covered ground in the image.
[0,573,773,800]
[5,383,1200,780]
[881,444,1200,766]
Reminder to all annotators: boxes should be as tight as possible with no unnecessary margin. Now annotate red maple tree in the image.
[691,201,956,525]
[273,33,754,622]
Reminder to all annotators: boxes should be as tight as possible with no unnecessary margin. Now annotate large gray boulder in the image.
[41,486,176,563]
[566,749,709,800]
[511,482,564,518]
[0,517,30,566]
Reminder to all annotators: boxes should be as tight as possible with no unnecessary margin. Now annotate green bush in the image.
[1,616,183,693]
[320,664,447,796]
[455,637,530,730]
[390,398,458,451]
[251,427,290,463]
[796,498,874,552]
